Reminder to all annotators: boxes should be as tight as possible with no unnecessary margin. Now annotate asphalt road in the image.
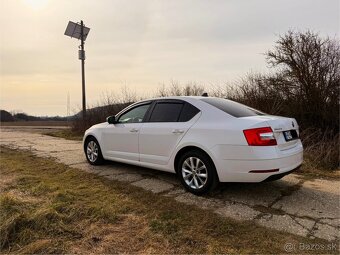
[0,127,339,241]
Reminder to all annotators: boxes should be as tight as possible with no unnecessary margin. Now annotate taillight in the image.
[243,127,277,146]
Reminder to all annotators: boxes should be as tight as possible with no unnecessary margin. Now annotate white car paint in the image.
[83,96,303,183]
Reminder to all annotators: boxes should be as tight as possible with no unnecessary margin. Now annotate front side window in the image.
[118,104,150,123]
[201,98,265,117]
[149,103,183,122]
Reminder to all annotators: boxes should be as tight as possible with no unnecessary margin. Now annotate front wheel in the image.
[177,150,218,195]
[85,137,104,165]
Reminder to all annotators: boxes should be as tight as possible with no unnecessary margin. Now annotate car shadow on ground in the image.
[101,159,302,200]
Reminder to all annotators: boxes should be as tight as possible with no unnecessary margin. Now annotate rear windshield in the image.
[200,98,265,117]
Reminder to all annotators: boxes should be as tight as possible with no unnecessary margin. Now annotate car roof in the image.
[141,96,208,102]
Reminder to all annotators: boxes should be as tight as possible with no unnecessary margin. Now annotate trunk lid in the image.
[263,116,299,151]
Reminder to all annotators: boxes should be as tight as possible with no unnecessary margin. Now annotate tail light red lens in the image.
[243,127,277,146]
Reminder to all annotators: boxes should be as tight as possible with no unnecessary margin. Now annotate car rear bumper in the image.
[213,144,303,182]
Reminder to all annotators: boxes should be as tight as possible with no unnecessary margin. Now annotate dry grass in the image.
[299,160,340,180]
[300,129,339,170]
[0,147,335,254]
[43,129,83,141]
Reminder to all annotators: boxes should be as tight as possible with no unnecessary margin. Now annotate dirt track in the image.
[1,121,70,127]
[1,127,339,241]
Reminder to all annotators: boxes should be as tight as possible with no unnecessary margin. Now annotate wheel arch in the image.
[173,145,218,179]
[83,134,100,152]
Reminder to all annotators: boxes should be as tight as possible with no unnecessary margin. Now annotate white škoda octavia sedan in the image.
[83,96,303,195]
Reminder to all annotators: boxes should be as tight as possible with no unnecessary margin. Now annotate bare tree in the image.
[157,81,205,97]
[266,30,340,130]
[231,73,285,115]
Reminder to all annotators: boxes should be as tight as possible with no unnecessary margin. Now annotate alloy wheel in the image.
[86,140,99,163]
[181,157,208,189]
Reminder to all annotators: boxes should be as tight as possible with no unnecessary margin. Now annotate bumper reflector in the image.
[249,169,279,173]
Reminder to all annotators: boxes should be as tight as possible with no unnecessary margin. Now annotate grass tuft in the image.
[0,194,25,217]
[0,194,30,250]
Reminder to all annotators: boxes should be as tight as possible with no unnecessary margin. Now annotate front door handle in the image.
[130,128,139,132]
[172,129,184,134]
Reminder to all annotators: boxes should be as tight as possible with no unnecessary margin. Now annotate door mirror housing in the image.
[107,115,116,124]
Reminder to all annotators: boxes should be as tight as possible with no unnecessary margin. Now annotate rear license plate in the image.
[283,130,298,141]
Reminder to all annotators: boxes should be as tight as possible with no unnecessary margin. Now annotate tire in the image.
[84,137,104,165]
[177,150,218,195]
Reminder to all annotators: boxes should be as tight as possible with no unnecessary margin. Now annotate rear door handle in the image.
[130,128,139,132]
[172,129,184,134]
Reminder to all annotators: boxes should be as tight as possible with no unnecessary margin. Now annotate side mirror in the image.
[107,115,116,124]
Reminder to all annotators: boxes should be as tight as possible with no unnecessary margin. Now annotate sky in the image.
[0,0,339,116]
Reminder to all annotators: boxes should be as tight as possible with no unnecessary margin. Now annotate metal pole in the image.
[80,20,86,120]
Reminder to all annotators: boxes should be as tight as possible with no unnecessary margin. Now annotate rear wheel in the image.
[177,150,218,195]
[85,137,104,165]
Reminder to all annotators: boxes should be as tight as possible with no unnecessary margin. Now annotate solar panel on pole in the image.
[64,20,90,120]
[64,21,90,41]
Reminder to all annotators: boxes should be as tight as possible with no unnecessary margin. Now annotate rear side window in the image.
[149,103,183,122]
[179,103,200,122]
[201,98,265,117]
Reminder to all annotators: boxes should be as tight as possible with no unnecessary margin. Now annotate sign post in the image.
[64,20,90,120]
